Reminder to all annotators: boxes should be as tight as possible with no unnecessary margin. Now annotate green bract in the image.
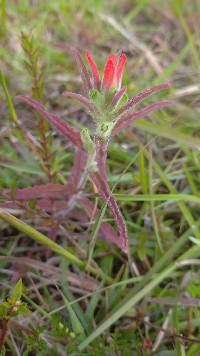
[96,122,115,139]
[81,128,95,155]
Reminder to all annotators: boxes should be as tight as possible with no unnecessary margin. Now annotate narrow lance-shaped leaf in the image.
[9,279,23,304]
[70,48,92,96]
[109,86,127,108]
[17,95,82,148]
[63,91,97,114]
[94,137,108,181]
[3,184,70,201]
[85,50,100,90]
[2,148,88,217]
[0,199,81,213]
[66,148,88,193]
[117,82,170,116]
[0,70,18,123]
[0,256,98,291]
[111,101,173,137]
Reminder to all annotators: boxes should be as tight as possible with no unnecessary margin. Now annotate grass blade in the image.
[134,119,200,149]
[1,0,6,36]
[0,70,18,123]
[115,193,200,204]
[79,263,176,350]
[79,236,200,350]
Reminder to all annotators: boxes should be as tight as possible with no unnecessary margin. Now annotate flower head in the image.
[86,51,127,92]
[60,50,171,140]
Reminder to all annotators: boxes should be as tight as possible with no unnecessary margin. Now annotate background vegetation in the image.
[1,0,200,354]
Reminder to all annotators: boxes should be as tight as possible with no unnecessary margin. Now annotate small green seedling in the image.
[0,279,31,352]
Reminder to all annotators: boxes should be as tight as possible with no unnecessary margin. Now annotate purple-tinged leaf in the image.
[2,184,70,201]
[0,195,83,215]
[117,82,170,116]
[70,48,92,96]
[0,255,98,291]
[0,197,90,222]
[0,202,20,209]
[2,149,88,215]
[109,86,127,108]
[111,101,173,137]
[63,91,97,113]
[66,148,88,192]
[17,95,83,148]
[37,200,67,212]
[94,137,108,181]
[68,207,89,223]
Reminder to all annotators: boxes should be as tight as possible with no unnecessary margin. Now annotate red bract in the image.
[102,54,116,90]
[116,52,127,90]
[85,50,100,90]
[86,50,127,92]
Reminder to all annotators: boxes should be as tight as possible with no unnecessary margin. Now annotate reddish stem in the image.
[0,319,9,352]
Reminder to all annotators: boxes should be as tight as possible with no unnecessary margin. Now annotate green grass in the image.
[1,0,200,354]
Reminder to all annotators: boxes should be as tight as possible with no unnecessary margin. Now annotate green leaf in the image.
[0,302,9,318]
[79,263,176,350]
[80,128,95,156]
[138,148,148,193]
[85,281,104,321]
[89,89,102,106]
[0,162,45,176]
[0,69,18,123]
[61,293,85,339]
[134,119,200,149]
[9,279,23,304]
[115,193,200,204]
[15,304,31,316]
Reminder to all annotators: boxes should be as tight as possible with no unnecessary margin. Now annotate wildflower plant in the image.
[15,49,171,251]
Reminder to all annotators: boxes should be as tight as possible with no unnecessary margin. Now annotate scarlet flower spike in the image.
[86,50,100,90]
[102,54,116,91]
[116,53,127,90]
